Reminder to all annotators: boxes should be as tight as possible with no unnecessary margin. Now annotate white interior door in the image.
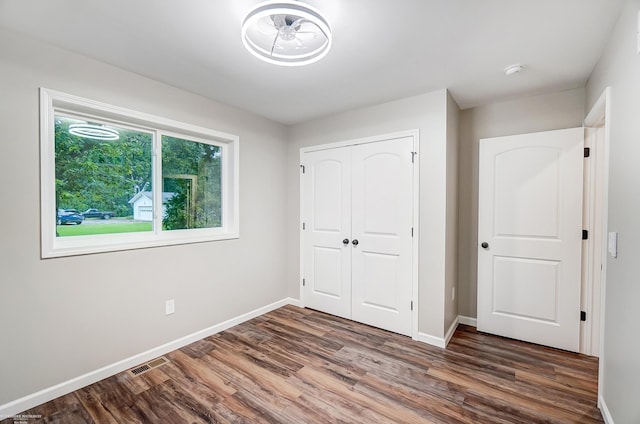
[477,128,584,352]
[302,147,352,319]
[351,138,414,336]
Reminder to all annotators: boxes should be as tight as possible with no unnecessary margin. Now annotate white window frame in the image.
[40,88,239,258]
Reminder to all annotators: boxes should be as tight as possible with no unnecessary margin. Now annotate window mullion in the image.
[154,130,163,235]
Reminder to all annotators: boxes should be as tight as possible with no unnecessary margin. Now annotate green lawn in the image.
[57,222,153,237]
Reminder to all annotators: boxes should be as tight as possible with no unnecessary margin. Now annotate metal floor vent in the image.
[128,356,169,377]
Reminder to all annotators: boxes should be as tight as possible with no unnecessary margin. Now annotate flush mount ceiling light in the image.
[68,123,120,140]
[241,0,332,66]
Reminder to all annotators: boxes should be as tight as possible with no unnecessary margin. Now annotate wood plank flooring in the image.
[3,306,602,423]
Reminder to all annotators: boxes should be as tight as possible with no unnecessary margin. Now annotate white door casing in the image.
[477,128,584,352]
[582,87,610,359]
[301,132,417,337]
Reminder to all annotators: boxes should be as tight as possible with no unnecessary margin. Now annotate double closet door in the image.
[301,136,414,336]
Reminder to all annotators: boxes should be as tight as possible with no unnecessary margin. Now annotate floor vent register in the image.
[128,356,170,377]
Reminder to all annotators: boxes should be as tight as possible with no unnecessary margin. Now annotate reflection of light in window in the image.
[68,123,120,140]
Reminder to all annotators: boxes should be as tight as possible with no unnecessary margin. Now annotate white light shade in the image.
[241,1,332,66]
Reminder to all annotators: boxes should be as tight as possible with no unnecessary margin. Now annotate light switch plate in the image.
[608,232,618,258]
[165,299,175,315]
[637,10,640,54]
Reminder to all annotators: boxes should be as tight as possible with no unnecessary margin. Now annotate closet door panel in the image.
[302,147,352,319]
[351,137,414,336]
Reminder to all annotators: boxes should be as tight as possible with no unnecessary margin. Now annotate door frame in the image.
[582,88,611,399]
[299,129,420,340]
[581,88,610,357]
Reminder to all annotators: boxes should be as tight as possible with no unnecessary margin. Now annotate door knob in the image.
[481,242,489,249]
[352,239,359,246]
[343,238,349,245]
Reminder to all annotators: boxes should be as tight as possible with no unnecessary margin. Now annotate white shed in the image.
[128,191,174,221]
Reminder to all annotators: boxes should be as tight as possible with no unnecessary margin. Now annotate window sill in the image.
[43,230,239,259]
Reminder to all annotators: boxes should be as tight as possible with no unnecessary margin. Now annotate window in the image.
[40,89,239,258]
[161,135,222,231]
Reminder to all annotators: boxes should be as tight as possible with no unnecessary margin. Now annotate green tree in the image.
[55,117,152,217]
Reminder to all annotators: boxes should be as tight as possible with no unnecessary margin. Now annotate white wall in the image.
[445,92,460,332]
[287,89,458,339]
[586,1,640,422]
[0,28,289,406]
[457,88,586,318]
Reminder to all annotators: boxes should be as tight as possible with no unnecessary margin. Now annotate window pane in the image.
[162,135,222,230]
[54,115,153,237]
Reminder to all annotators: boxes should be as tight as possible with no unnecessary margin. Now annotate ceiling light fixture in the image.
[241,0,332,66]
[68,123,120,140]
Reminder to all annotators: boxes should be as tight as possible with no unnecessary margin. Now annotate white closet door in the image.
[477,128,583,352]
[302,147,352,319]
[351,137,414,336]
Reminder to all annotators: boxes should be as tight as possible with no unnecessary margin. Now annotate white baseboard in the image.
[0,297,301,418]
[287,297,303,308]
[599,395,614,424]
[444,316,459,347]
[458,315,477,327]
[416,314,480,349]
[417,332,447,348]
[417,317,460,349]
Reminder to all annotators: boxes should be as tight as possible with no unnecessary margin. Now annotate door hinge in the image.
[584,147,591,158]
[302,222,306,230]
[580,311,586,321]
[411,301,413,311]
[300,164,306,173]
[411,227,414,237]
[411,151,417,163]
[582,230,589,240]
[302,278,306,287]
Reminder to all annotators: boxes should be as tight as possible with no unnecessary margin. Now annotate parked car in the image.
[82,208,115,219]
[57,209,84,225]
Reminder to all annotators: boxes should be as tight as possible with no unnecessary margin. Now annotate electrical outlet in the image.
[165,299,175,315]
[452,287,456,302]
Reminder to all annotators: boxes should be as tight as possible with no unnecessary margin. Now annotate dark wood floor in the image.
[4,306,602,423]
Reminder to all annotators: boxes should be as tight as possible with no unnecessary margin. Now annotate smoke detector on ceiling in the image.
[504,64,525,76]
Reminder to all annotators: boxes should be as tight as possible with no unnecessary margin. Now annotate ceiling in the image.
[0,0,626,125]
